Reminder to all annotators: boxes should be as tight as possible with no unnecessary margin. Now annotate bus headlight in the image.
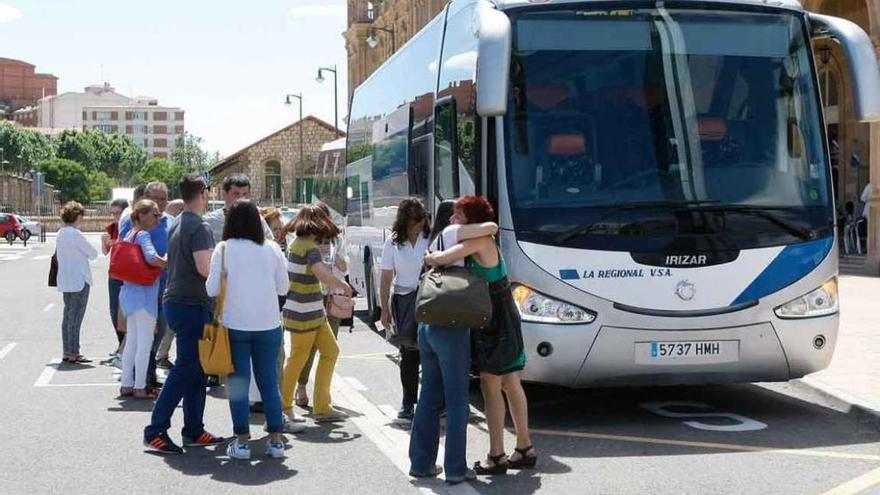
[774,278,838,319]
[512,284,596,324]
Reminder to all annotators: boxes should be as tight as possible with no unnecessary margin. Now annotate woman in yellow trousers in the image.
[280,205,353,423]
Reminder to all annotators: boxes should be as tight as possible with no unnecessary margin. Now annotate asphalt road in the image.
[1,234,879,495]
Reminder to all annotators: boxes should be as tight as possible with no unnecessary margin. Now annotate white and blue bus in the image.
[335,0,880,387]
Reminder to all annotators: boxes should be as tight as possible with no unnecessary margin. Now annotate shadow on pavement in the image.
[158,440,298,485]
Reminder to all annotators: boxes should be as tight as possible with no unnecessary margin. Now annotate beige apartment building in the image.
[35,83,184,159]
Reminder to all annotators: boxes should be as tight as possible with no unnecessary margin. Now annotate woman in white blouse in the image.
[56,201,98,364]
[205,199,289,460]
[380,198,431,420]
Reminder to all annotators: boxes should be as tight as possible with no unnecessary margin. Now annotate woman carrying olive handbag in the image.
[422,196,536,478]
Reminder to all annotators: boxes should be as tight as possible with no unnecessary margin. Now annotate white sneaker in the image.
[282,417,306,434]
[226,439,251,460]
[265,441,285,458]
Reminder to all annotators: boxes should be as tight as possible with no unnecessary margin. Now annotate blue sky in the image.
[0,0,349,157]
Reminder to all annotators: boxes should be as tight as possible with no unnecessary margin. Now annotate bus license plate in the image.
[635,340,739,365]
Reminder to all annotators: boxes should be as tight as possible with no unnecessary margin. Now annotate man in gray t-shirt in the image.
[145,173,226,453]
[204,174,273,243]
[164,210,215,307]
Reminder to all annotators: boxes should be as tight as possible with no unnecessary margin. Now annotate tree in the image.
[87,170,114,202]
[0,122,54,174]
[132,158,187,198]
[171,132,211,172]
[55,128,146,183]
[39,158,90,203]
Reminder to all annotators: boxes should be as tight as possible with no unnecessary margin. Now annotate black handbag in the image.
[48,252,58,287]
[415,235,491,329]
[475,279,525,374]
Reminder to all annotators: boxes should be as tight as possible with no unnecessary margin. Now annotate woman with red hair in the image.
[424,195,537,477]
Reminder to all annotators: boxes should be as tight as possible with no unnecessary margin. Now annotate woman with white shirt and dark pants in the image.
[380,198,431,420]
[205,199,289,460]
[56,202,98,363]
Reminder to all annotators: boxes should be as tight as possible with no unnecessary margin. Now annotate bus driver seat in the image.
[538,133,596,197]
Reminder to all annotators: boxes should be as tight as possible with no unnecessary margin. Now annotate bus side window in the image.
[434,97,460,201]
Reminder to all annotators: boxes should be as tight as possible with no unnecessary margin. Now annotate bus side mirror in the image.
[474,2,511,117]
[810,13,880,122]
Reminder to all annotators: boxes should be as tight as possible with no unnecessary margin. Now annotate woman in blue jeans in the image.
[408,200,498,484]
[206,199,290,460]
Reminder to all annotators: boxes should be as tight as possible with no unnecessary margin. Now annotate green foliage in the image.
[0,121,54,174]
[171,132,211,172]
[87,170,114,203]
[133,158,187,198]
[55,128,146,182]
[347,142,373,163]
[38,158,90,203]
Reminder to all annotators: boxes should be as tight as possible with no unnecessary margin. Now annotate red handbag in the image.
[109,231,162,285]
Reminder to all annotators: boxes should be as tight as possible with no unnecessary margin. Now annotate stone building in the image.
[344,0,447,99]
[209,116,343,205]
[803,0,880,271]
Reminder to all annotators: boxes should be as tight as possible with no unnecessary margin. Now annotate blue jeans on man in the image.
[144,301,210,441]
[409,324,471,478]
[228,328,284,435]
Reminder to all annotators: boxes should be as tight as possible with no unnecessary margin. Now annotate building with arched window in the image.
[209,116,343,205]
[801,0,880,272]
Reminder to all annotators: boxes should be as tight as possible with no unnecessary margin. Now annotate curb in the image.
[795,377,880,428]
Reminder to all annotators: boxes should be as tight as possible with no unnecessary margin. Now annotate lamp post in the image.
[316,65,340,138]
[366,26,396,53]
[285,93,304,204]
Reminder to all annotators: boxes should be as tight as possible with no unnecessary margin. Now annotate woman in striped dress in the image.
[279,205,353,423]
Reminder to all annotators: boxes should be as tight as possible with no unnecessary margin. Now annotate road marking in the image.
[33,255,50,260]
[641,401,768,432]
[379,404,399,419]
[43,303,55,312]
[529,428,880,462]
[0,343,16,360]
[821,466,880,495]
[331,373,481,495]
[33,359,60,387]
[342,376,368,391]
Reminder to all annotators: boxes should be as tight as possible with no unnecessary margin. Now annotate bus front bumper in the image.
[518,314,838,388]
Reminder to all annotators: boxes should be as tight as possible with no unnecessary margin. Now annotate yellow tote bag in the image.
[199,244,234,376]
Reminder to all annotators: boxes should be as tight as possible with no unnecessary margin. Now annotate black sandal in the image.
[474,453,508,475]
[509,445,537,469]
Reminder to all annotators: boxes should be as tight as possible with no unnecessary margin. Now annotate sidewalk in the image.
[799,274,880,417]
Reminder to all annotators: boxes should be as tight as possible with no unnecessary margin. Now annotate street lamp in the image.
[366,26,396,53]
[285,93,305,204]
[316,65,340,138]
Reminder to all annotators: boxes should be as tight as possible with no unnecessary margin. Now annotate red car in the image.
[0,213,25,243]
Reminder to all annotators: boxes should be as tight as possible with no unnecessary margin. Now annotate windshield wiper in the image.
[691,205,818,241]
[553,200,719,244]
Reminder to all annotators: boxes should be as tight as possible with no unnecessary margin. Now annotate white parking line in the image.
[43,303,54,313]
[0,343,16,360]
[342,376,368,391]
[33,255,51,260]
[332,374,480,495]
[33,359,60,387]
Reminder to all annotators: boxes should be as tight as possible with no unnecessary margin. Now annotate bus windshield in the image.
[504,8,833,252]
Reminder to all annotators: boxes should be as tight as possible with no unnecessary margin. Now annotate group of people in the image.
[52,171,537,482]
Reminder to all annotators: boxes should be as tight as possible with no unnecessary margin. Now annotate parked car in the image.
[14,215,41,238]
[0,213,25,242]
